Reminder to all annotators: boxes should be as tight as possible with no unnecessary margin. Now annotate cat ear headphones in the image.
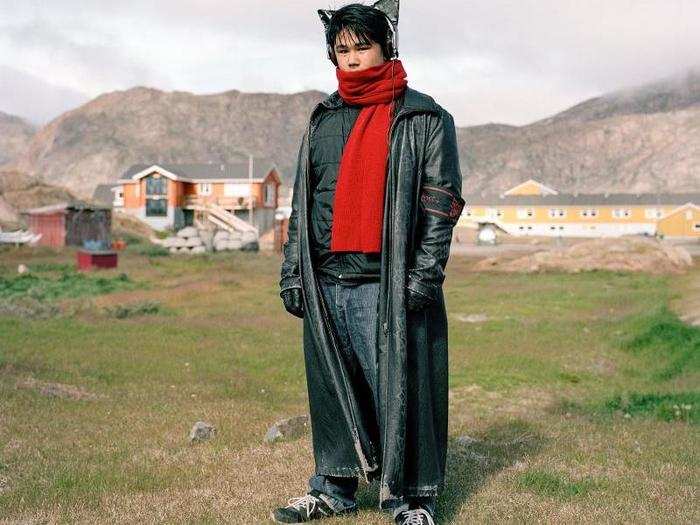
[319,7,399,66]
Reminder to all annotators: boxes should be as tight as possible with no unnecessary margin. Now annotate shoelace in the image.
[286,494,321,517]
[398,507,435,525]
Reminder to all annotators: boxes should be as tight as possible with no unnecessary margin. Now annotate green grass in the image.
[516,470,604,499]
[619,305,700,381]
[0,271,140,301]
[0,246,698,523]
[604,392,699,424]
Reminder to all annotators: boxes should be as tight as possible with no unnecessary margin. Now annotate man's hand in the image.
[280,287,304,318]
[405,286,434,312]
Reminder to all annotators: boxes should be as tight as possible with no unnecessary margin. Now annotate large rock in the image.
[213,230,229,243]
[226,239,242,250]
[199,229,214,250]
[264,415,310,444]
[241,240,259,252]
[177,226,198,239]
[189,421,216,443]
[163,236,187,248]
[184,236,203,247]
[241,231,258,243]
[190,245,206,254]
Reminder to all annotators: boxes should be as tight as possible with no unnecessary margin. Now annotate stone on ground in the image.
[264,415,310,444]
[189,421,217,443]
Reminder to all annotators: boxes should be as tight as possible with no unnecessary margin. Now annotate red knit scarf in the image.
[330,59,408,253]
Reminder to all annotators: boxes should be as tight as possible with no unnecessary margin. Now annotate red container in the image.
[76,250,118,271]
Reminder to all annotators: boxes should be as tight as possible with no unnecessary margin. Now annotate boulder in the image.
[177,226,198,239]
[264,415,310,444]
[226,239,242,250]
[213,230,230,243]
[241,241,259,252]
[163,236,187,248]
[190,245,206,254]
[184,236,203,248]
[189,421,216,443]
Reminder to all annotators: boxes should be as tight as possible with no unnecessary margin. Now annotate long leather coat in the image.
[280,86,465,509]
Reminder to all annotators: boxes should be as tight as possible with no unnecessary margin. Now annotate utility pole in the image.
[248,154,254,226]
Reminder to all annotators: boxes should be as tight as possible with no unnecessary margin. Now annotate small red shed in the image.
[22,202,112,249]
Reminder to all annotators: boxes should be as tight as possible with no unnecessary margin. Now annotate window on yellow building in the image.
[516,208,534,219]
[580,208,598,218]
[198,183,212,196]
[548,208,566,218]
[645,208,662,219]
[613,208,631,219]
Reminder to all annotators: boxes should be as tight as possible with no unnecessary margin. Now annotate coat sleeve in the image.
[279,130,307,293]
[406,108,465,301]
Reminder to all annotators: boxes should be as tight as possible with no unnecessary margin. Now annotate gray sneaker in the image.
[270,489,357,523]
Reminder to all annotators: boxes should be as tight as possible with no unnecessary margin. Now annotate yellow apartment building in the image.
[458,179,700,239]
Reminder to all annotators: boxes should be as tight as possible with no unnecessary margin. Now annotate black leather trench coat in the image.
[280,86,465,509]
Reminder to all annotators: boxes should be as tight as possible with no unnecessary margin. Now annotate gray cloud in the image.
[0,0,699,126]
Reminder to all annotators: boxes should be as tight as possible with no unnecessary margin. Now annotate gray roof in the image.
[118,160,278,182]
[92,183,119,206]
[463,192,700,206]
[22,201,110,215]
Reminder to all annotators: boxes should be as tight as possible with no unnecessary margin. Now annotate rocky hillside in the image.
[0,171,76,227]
[6,87,326,199]
[459,69,700,194]
[4,69,700,199]
[0,111,35,166]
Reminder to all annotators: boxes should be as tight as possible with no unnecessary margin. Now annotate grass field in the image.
[0,244,698,524]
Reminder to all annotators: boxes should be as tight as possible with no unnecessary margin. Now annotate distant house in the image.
[22,202,112,249]
[109,161,282,232]
[459,179,700,239]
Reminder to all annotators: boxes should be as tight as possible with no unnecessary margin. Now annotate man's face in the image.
[333,28,386,72]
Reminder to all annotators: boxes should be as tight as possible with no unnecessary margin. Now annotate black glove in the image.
[280,287,304,318]
[406,286,434,312]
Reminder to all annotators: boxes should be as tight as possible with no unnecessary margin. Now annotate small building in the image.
[109,160,282,232]
[459,179,700,239]
[22,202,112,249]
[656,203,700,238]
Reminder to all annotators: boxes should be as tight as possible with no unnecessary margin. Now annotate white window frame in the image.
[198,182,212,196]
[114,189,124,206]
[686,210,693,220]
[516,208,534,219]
[263,182,275,207]
[548,208,566,218]
[693,222,700,231]
[580,208,598,218]
[644,208,662,219]
[613,208,631,219]
[486,207,503,219]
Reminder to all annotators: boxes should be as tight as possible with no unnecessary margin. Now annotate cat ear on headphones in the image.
[372,0,399,59]
[372,0,399,26]
[317,9,335,32]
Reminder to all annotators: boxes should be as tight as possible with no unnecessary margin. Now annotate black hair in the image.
[326,3,392,62]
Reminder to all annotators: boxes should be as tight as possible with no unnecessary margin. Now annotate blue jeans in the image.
[308,279,436,516]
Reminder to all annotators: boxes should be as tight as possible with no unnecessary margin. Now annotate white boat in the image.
[0,229,43,245]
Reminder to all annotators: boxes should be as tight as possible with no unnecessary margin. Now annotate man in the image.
[274,2,464,524]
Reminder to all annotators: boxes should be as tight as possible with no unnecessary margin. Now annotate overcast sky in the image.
[1,0,699,126]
